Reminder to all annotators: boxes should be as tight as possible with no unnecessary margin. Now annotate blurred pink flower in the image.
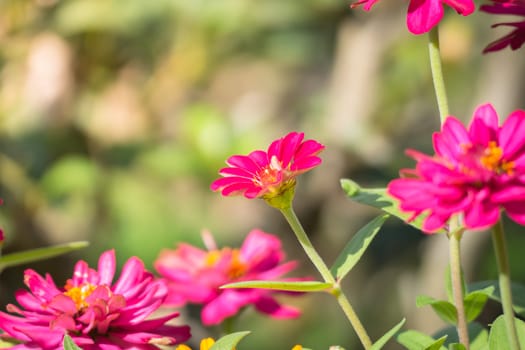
[351,0,475,34]
[0,250,190,349]
[388,104,525,232]
[210,132,324,200]
[481,0,525,52]
[154,230,304,325]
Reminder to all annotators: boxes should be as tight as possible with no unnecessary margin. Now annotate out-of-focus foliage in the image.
[0,0,522,349]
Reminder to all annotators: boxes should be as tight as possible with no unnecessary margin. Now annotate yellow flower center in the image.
[205,249,247,279]
[480,141,514,175]
[63,282,97,311]
[254,156,283,187]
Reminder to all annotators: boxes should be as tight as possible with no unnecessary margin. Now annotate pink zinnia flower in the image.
[387,103,525,233]
[0,250,190,349]
[210,132,324,201]
[481,0,525,52]
[154,230,304,325]
[351,0,475,34]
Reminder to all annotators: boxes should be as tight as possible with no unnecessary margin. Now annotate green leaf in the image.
[464,287,494,322]
[331,214,389,281]
[220,280,332,292]
[426,336,447,350]
[63,335,82,350]
[416,295,457,325]
[210,331,251,350]
[0,241,89,273]
[448,344,466,350]
[488,315,525,350]
[433,322,488,350]
[397,330,446,350]
[340,179,441,233]
[469,281,525,317]
[370,318,406,350]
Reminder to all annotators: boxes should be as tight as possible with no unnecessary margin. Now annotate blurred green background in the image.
[0,0,524,349]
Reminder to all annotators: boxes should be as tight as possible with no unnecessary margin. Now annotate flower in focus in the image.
[0,249,190,349]
[351,0,475,34]
[154,230,305,326]
[388,103,525,232]
[481,0,525,52]
[210,132,324,208]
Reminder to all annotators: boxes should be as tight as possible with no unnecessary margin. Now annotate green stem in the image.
[491,220,520,350]
[448,229,470,349]
[279,206,372,349]
[428,26,449,124]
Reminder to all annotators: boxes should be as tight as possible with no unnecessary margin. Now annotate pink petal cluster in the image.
[154,230,304,325]
[210,132,324,199]
[388,104,525,233]
[0,250,190,349]
[481,0,525,52]
[351,0,475,34]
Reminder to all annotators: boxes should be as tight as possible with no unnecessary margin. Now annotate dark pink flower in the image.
[210,132,324,201]
[0,250,190,349]
[387,104,525,233]
[481,0,525,52]
[154,230,304,325]
[351,0,475,34]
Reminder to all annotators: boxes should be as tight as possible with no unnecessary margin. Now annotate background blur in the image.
[0,1,524,349]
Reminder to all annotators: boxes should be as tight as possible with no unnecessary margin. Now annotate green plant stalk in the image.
[491,220,520,350]
[280,206,372,349]
[449,229,470,349]
[428,27,449,123]
[428,26,470,348]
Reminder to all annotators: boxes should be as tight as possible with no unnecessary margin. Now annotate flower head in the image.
[176,338,301,350]
[154,230,305,325]
[351,0,475,34]
[388,103,525,232]
[0,249,190,349]
[481,0,525,52]
[210,132,324,207]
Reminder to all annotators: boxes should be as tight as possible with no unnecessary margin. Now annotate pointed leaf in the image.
[370,318,406,350]
[433,322,488,350]
[426,336,447,350]
[448,344,466,350]
[0,241,89,273]
[469,281,525,317]
[341,179,441,232]
[210,331,251,350]
[488,315,525,350]
[63,335,82,350]
[397,330,446,350]
[220,281,332,292]
[464,287,494,322]
[416,295,457,325]
[331,214,389,281]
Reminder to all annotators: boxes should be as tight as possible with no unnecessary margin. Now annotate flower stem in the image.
[279,206,372,349]
[448,228,470,349]
[428,26,470,348]
[428,26,449,124]
[491,220,520,350]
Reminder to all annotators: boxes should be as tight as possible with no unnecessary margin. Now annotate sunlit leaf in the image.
[447,343,466,350]
[340,179,443,233]
[220,280,332,292]
[63,335,82,350]
[488,315,525,350]
[331,214,389,281]
[464,287,494,322]
[0,241,89,273]
[426,336,447,350]
[210,331,251,350]
[370,318,406,350]
[397,330,446,350]
[416,295,457,325]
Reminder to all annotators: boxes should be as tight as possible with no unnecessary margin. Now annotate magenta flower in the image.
[0,250,190,349]
[351,0,475,34]
[481,0,525,52]
[387,104,525,233]
[210,132,324,202]
[154,230,304,325]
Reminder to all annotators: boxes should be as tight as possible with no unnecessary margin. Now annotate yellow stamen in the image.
[200,338,215,350]
[63,283,96,311]
[227,250,247,279]
[480,141,514,174]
